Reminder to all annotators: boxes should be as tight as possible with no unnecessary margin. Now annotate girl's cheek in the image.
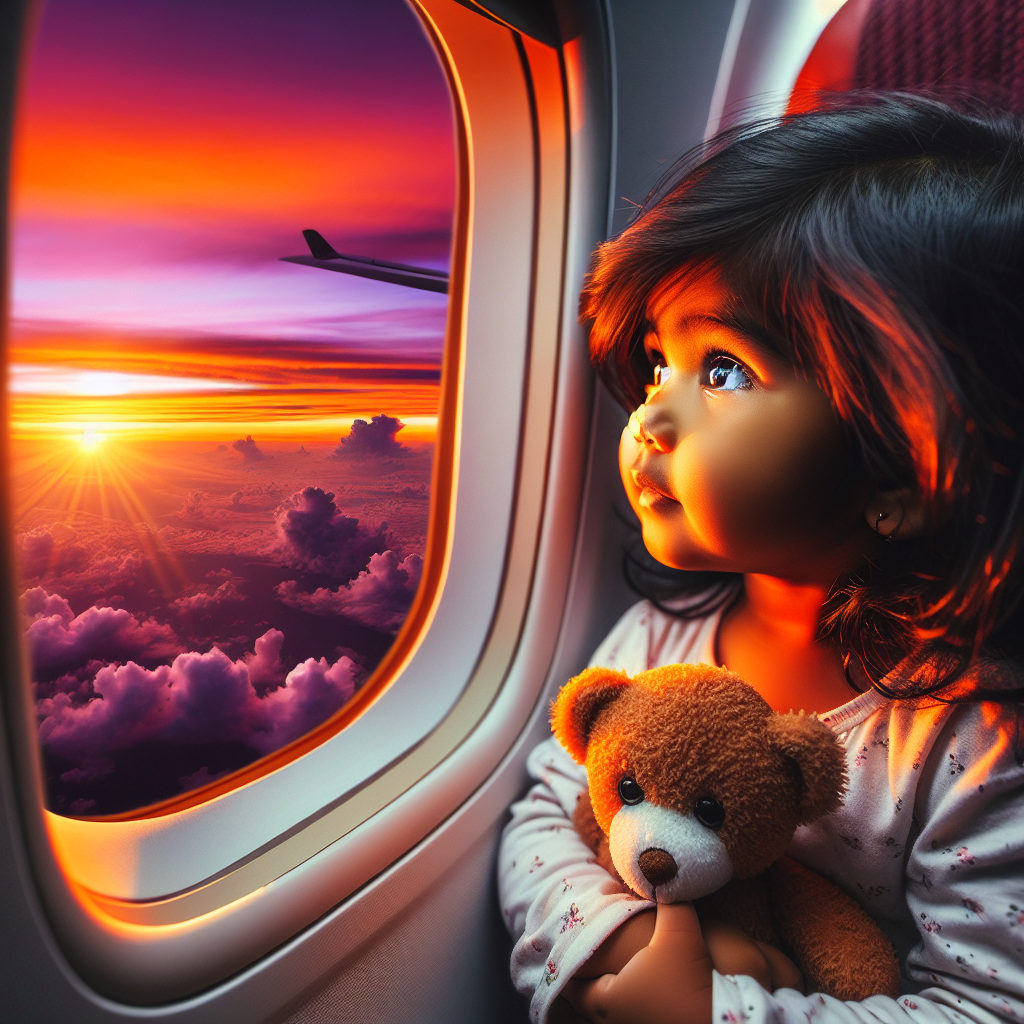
[680,394,851,553]
[669,440,726,548]
[619,426,641,497]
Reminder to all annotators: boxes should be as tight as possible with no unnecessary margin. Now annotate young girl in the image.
[499,95,1023,1024]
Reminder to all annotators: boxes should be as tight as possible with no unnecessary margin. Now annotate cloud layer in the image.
[276,550,422,631]
[16,525,88,578]
[169,579,244,614]
[36,623,361,775]
[23,588,182,678]
[16,520,145,594]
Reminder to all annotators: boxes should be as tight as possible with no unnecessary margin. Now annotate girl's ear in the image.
[766,713,848,823]
[864,486,927,540]
[550,667,631,764]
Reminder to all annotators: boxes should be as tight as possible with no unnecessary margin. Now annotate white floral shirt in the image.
[498,599,1024,1024]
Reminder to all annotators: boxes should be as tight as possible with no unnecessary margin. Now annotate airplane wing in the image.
[280,229,450,293]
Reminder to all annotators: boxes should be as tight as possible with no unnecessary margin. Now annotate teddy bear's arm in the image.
[766,856,900,1001]
[695,876,779,948]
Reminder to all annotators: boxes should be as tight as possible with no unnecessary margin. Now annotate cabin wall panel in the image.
[607,0,737,235]
[279,825,523,1024]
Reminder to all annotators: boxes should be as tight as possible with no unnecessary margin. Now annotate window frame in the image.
[2,0,605,1004]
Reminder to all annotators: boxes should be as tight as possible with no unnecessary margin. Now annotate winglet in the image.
[302,229,341,260]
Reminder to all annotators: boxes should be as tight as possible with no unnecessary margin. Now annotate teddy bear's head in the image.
[551,663,848,903]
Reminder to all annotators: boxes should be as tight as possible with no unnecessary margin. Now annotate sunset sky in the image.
[11,0,454,442]
[11,0,455,815]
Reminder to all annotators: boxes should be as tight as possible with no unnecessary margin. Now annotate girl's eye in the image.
[617,777,644,805]
[706,355,752,391]
[653,364,672,386]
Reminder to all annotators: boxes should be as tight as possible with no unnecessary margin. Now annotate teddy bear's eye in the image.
[694,796,725,830]
[617,777,644,805]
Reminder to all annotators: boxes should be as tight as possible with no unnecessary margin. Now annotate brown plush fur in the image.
[553,664,901,1000]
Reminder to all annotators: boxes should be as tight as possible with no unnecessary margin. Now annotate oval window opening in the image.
[10,0,456,819]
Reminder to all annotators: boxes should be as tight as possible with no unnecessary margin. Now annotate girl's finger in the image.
[550,994,595,1023]
[563,974,615,1021]
[753,940,804,993]
[650,902,716,1021]
[649,902,706,951]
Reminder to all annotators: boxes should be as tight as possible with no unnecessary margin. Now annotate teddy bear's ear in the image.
[766,713,849,824]
[550,667,631,764]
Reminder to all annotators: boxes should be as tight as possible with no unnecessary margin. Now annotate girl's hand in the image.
[563,903,714,1024]
[701,919,804,994]
[575,910,656,978]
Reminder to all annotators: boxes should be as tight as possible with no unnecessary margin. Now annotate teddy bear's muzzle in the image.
[637,848,678,886]
[609,802,734,903]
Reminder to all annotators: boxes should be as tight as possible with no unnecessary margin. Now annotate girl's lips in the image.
[631,467,678,508]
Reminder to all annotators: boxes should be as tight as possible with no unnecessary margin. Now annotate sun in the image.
[79,427,104,451]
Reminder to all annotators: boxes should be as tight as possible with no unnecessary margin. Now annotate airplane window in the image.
[10,0,454,818]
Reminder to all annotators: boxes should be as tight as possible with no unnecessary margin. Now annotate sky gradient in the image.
[11,0,454,416]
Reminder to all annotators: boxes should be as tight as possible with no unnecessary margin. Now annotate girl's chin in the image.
[639,524,732,575]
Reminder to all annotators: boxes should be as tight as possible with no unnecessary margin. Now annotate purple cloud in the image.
[169,579,245,614]
[331,413,409,458]
[240,626,287,690]
[276,549,422,631]
[22,588,183,678]
[36,627,360,772]
[16,526,88,579]
[58,551,144,592]
[179,491,205,518]
[274,486,387,578]
[255,652,359,753]
[232,434,264,462]
[35,660,105,706]
[15,521,145,593]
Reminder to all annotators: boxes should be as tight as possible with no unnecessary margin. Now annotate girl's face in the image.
[619,271,873,585]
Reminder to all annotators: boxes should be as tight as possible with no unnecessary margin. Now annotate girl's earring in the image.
[872,509,903,542]
[868,488,922,540]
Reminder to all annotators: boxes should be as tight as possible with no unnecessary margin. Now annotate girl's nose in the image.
[628,396,677,453]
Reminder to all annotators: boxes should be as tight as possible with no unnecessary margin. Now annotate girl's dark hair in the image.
[581,94,1023,696]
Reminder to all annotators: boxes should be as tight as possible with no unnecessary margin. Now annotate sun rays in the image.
[11,429,195,596]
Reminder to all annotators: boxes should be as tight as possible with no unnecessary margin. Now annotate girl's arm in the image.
[566,902,716,1024]
[498,735,656,1023]
[499,601,668,1021]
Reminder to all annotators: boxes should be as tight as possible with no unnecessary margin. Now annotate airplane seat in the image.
[789,0,1024,115]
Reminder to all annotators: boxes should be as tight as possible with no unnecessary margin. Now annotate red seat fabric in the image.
[788,0,1024,116]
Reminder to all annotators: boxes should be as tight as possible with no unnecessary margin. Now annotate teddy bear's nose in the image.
[637,847,677,887]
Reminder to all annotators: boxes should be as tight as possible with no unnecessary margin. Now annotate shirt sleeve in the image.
[713,703,1024,1024]
[498,735,655,1024]
[498,601,659,1023]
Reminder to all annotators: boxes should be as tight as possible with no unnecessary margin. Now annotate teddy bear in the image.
[550,661,901,1001]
